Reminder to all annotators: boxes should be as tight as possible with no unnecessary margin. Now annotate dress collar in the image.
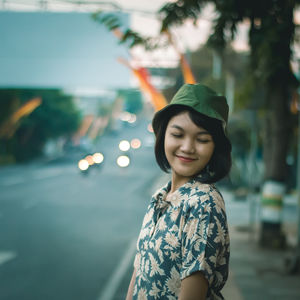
[152,176,206,209]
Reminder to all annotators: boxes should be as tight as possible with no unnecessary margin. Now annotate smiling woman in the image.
[126,83,232,300]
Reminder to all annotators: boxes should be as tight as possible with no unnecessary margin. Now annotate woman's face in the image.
[164,111,215,183]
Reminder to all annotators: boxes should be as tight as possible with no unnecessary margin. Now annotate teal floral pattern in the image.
[133,177,230,300]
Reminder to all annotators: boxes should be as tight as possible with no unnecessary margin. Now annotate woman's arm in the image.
[125,269,136,300]
[179,271,208,300]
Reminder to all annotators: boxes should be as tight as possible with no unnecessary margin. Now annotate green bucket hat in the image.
[152,83,229,134]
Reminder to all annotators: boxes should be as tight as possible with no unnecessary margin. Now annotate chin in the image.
[174,168,199,178]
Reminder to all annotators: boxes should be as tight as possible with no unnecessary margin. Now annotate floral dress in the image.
[132,176,230,300]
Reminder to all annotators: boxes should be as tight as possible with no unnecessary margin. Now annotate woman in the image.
[126,83,232,300]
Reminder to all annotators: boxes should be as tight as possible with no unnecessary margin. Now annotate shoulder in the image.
[183,183,226,215]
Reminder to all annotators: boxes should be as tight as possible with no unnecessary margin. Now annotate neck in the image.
[170,172,192,193]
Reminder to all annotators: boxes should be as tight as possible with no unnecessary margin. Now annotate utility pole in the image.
[212,50,222,80]
[295,88,300,272]
[285,79,300,274]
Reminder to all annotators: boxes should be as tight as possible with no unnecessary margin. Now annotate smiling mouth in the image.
[176,155,196,162]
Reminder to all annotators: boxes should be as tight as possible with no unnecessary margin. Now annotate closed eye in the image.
[197,139,211,143]
[171,133,183,138]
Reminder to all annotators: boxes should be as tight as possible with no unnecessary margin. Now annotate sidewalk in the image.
[222,189,300,300]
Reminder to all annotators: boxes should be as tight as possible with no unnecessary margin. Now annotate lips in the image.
[176,155,196,162]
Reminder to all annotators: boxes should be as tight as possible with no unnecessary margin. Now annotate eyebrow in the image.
[170,124,210,135]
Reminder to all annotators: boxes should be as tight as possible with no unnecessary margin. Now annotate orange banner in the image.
[179,54,196,84]
[109,26,168,111]
[89,116,109,140]
[118,58,168,111]
[11,97,42,123]
[0,97,42,138]
[77,115,94,137]
[165,30,196,84]
[134,67,168,111]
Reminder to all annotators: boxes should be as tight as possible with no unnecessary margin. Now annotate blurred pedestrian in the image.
[126,83,232,300]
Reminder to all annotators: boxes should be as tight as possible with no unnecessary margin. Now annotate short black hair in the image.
[154,105,232,183]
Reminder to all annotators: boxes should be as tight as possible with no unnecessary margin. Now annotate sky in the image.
[0,11,131,91]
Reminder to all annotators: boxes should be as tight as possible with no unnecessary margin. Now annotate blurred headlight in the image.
[78,159,89,171]
[128,114,137,124]
[120,111,131,122]
[117,155,130,167]
[131,138,141,149]
[93,152,104,164]
[85,155,95,166]
[119,140,130,152]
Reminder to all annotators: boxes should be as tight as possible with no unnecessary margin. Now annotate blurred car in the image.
[78,152,104,175]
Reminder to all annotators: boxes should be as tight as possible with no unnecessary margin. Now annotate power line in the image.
[0,0,156,15]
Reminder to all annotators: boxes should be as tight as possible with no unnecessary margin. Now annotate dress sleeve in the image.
[180,189,229,287]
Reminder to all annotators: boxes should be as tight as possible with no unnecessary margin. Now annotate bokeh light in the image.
[78,159,89,171]
[119,140,130,152]
[117,155,130,167]
[128,114,137,124]
[131,138,141,149]
[93,152,104,164]
[120,111,132,122]
[85,155,95,166]
[147,123,154,133]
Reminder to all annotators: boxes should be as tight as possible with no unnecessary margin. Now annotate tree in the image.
[158,0,300,248]
[0,89,81,162]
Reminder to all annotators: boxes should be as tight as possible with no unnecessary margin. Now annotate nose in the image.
[180,138,195,153]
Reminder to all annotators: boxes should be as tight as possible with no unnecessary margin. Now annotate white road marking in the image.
[97,238,136,300]
[0,251,17,266]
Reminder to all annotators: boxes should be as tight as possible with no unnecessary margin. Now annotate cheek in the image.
[164,135,176,152]
[198,144,215,159]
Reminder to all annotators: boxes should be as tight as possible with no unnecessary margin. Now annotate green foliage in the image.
[159,0,299,88]
[234,75,265,110]
[92,11,167,50]
[92,11,121,30]
[162,44,249,108]
[0,90,20,123]
[159,0,204,31]
[93,1,300,89]
[0,89,81,162]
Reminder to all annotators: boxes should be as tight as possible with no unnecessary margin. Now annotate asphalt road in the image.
[0,120,162,300]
